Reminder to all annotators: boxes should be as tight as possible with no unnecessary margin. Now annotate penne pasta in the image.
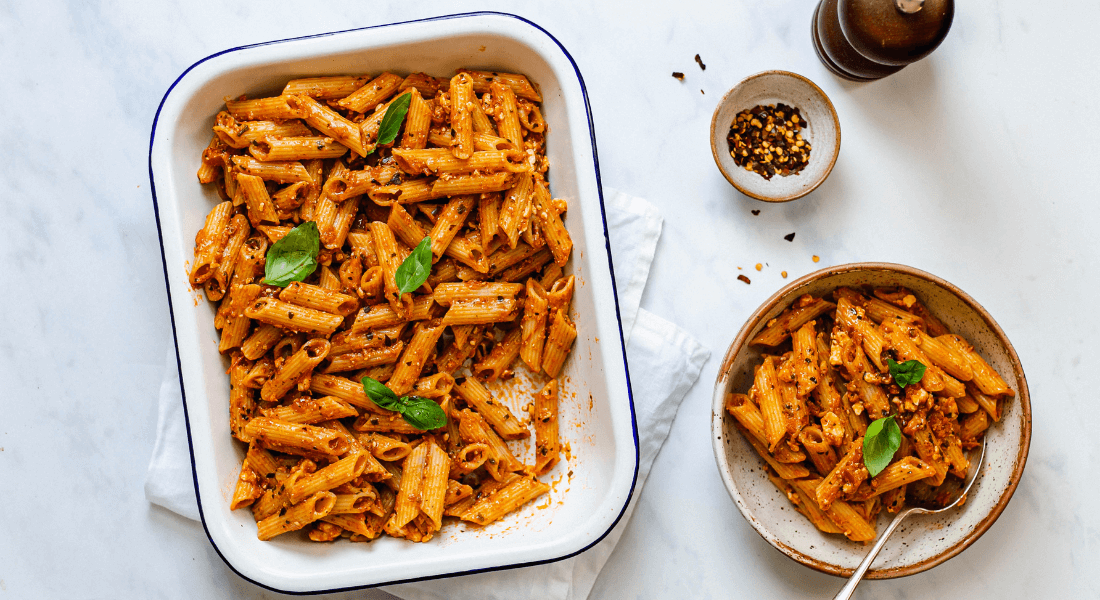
[393,148,528,177]
[456,69,542,102]
[459,475,549,526]
[499,172,533,249]
[473,328,523,381]
[731,286,1011,541]
[400,88,430,150]
[249,136,348,162]
[487,81,524,147]
[321,342,403,374]
[214,113,313,149]
[245,298,344,335]
[225,95,303,121]
[287,452,370,505]
[520,278,550,371]
[282,75,373,100]
[427,195,476,262]
[532,379,561,474]
[432,172,516,197]
[387,319,446,396]
[232,155,313,185]
[751,295,836,347]
[263,395,358,424]
[256,491,337,541]
[279,281,359,316]
[190,201,234,285]
[197,67,572,546]
[244,417,349,457]
[448,73,475,159]
[286,94,367,156]
[454,377,528,440]
[531,178,572,266]
[335,72,404,113]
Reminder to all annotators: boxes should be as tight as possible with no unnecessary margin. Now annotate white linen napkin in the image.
[144,190,710,598]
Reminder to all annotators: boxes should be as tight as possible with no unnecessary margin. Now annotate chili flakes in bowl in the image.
[727,103,811,180]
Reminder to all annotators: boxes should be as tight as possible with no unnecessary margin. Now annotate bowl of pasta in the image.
[711,263,1030,578]
[149,12,637,593]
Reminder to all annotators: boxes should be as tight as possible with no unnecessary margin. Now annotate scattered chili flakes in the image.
[727,103,811,180]
[738,274,751,284]
[784,232,796,242]
[672,72,685,81]
[695,54,706,70]
[812,255,820,263]
[751,209,760,216]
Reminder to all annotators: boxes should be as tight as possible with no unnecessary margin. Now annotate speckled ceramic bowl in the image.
[710,71,840,202]
[711,263,1031,578]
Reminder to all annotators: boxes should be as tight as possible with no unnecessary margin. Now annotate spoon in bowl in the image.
[832,437,987,600]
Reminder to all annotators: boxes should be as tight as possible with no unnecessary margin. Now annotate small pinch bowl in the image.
[710,70,840,202]
[711,263,1031,578]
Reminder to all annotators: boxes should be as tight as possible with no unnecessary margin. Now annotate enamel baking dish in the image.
[149,12,637,593]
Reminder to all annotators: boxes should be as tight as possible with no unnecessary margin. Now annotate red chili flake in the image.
[672,72,685,81]
[738,274,752,284]
[751,210,760,216]
[695,54,706,70]
[784,232,796,242]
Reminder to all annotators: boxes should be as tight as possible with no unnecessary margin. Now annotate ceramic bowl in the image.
[149,12,638,593]
[711,263,1031,578]
[710,71,840,202]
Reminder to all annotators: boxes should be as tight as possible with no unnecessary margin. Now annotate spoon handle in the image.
[831,507,917,600]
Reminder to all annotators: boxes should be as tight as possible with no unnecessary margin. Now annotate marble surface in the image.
[1,0,1097,598]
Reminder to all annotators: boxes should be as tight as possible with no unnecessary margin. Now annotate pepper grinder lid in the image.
[838,0,954,66]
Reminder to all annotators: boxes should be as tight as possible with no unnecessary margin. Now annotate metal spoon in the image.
[832,438,987,600]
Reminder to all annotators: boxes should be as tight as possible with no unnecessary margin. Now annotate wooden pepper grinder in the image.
[812,0,954,81]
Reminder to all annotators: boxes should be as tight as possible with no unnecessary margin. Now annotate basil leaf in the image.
[888,358,927,389]
[397,396,448,430]
[360,378,446,429]
[263,221,320,287]
[361,376,400,410]
[394,237,432,296]
[863,415,902,477]
[375,92,412,148]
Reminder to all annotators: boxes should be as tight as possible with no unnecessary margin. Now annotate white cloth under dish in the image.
[144,189,710,599]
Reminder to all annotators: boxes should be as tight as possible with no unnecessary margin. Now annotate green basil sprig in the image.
[361,376,447,430]
[394,237,432,296]
[863,415,902,477]
[263,221,320,287]
[370,92,413,153]
[887,358,927,389]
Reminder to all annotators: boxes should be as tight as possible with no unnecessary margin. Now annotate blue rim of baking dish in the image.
[147,11,640,595]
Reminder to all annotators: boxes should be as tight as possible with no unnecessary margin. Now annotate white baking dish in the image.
[148,12,637,592]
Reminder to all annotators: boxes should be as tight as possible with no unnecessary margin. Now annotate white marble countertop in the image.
[2,0,1098,597]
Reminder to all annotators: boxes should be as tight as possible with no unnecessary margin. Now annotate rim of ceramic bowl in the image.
[709,70,841,203]
[711,262,1032,578]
